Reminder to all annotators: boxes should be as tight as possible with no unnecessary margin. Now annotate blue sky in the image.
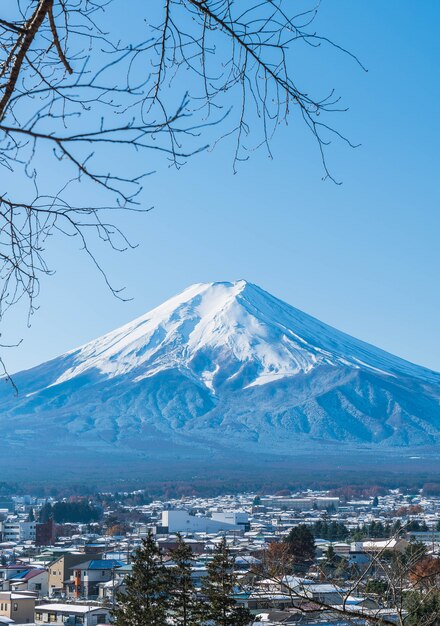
[3,0,440,374]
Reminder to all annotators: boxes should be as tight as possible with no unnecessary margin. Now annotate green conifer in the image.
[200,538,251,626]
[169,534,200,626]
[112,532,169,626]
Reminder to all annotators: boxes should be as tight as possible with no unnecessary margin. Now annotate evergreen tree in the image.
[326,544,335,562]
[285,525,315,562]
[169,534,200,626]
[405,590,440,625]
[52,500,101,523]
[351,526,365,541]
[365,579,387,596]
[400,541,427,567]
[39,502,53,523]
[112,532,169,626]
[200,538,251,626]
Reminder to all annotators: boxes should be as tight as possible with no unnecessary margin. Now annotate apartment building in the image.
[0,518,36,542]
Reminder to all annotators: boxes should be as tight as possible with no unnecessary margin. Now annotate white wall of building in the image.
[161,510,248,533]
[0,518,36,542]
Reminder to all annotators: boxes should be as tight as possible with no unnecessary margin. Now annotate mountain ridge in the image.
[0,280,439,466]
[20,280,440,387]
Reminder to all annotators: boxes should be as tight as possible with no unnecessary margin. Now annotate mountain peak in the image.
[35,279,437,390]
[1,280,439,461]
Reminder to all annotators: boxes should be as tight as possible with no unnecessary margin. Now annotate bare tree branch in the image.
[0,0,363,374]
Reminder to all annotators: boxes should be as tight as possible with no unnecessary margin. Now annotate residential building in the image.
[0,565,31,590]
[9,569,49,597]
[67,560,123,600]
[35,603,111,625]
[0,591,35,624]
[48,553,103,598]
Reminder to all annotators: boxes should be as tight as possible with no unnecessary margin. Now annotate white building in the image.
[211,511,249,527]
[0,518,36,543]
[159,509,249,534]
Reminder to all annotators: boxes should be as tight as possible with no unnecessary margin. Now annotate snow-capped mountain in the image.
[1,280,439,465]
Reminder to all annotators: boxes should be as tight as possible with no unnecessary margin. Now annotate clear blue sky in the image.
[3,0,440,374]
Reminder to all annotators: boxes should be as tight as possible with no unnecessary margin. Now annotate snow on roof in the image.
[35,604,108,614]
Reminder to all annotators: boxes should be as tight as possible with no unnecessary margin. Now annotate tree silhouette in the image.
[0,0,363,365]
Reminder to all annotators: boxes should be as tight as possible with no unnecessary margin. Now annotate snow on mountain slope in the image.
[0,280,439,460]
[48,280,439,391]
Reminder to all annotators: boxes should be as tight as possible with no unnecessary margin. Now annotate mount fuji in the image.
[1,280,439,471]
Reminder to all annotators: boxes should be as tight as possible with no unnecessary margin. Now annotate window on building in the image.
[13,603,18,611]
[96,614,107,624]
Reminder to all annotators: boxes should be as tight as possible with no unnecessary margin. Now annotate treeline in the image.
[96,491,152,507]
[7,472,440,501]
[311,519,432,542]
[0,482,17,496]
[353,519,430,539]
[353,521,396,539]
[422,483,440,496]
[311,520,394,541]
[39,501,102,523]
[311,520,350,540]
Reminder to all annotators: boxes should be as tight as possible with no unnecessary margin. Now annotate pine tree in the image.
[112,532,170,626]
[200,538,251,626]
[285,525,315,562]
[169,534,200,626]
[39,502,53,523]
[326,544,335,562]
